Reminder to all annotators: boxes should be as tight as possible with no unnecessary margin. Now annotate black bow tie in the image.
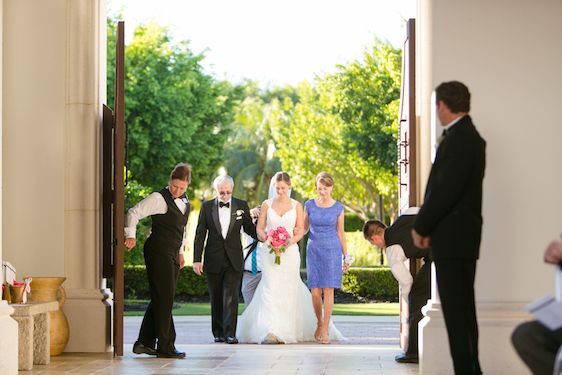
[219,201,230,208]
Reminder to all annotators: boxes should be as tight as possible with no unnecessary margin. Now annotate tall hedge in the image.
[124,265,397,301]
[341,267,398,300]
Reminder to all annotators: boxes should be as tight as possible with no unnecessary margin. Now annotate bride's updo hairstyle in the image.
[274,171,291,186]
[315,171,334,188]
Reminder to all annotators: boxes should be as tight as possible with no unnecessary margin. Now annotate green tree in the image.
[107,18,242,192]
[223,83,298,207]
[268,40,401,220]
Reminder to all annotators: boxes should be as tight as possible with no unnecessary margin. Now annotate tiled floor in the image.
[21,316,419,374]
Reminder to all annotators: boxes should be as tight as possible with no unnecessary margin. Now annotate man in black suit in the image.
[412,81,486,375]
[193,175,257,344]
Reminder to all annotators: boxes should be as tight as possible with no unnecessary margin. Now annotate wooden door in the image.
[397,18,417,351]
[102,21,125,356]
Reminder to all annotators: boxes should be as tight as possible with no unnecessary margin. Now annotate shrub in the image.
[124,265,208,299]
[124,265,397,301]
[342,267,398,300]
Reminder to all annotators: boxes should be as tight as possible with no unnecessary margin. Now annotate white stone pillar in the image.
[417,0,562,373]
[62,0,111,352]
[0,0,19,373]
[0,302,18,374]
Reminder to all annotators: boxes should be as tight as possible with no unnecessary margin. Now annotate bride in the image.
[236,172,343,344]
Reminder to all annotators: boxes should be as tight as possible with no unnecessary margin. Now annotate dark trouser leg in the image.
[138,247,160,348]
[138,271,157,349]
[206,271,225,338]
[406,260,431,356]
[222,263,243,338]
[141,249,179,353]
[512,320,562,375]
[434,259,481,375]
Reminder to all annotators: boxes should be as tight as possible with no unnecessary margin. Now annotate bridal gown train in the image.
[236,198,344,344]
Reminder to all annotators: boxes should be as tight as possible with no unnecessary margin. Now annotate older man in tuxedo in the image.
[412,81,486,375]
[193,175,257,344]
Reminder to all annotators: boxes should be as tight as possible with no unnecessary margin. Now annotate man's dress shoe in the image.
[395,353,419,364]
[132,341,157,356]
[214,337,225,343]
[225,336,239,344]
[156,349,186,359]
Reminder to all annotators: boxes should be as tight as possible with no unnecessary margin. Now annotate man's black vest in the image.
[146,188,190,253]
[384,214,428,259]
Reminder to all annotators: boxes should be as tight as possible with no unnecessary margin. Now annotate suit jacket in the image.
[414,115,486,260]
[385,214,429,260]
[193,197,257,273]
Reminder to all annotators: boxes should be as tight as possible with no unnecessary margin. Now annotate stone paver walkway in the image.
[21,316,419,374]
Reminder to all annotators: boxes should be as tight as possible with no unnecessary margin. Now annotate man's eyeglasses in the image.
[219,191,232,196]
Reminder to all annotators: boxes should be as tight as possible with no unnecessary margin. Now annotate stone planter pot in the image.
[28,277,69,355]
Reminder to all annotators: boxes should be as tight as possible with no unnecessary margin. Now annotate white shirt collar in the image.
[443,115,465,132]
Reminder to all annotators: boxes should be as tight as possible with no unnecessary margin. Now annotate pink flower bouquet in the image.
[265,226,290,265]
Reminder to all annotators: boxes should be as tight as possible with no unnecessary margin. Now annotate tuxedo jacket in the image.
[193,197,257,273]
[414,115,486,260]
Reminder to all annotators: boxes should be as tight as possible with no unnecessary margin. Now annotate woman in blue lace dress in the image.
[304,172,350,344]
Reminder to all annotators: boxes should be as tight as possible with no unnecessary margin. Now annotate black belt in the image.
[244,270,261,274]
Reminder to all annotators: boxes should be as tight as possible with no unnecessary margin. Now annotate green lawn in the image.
[124,301,398,316]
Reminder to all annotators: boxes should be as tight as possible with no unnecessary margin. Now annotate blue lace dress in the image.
[305,199,344,288]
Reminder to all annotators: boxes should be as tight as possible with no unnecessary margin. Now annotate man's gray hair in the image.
[213,175,234,190]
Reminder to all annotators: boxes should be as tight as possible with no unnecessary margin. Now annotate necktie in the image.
[251,247,258,275]
[219,201,230,208]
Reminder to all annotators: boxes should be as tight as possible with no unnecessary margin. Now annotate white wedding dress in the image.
[236,198,344,344]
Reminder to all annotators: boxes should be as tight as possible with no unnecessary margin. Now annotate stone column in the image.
[0,302,18,374]
[416,0,562,373]
[62,0,112,352]
[0,0,19,373]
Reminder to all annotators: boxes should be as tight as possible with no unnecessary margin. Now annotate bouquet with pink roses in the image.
[265,226,291,265]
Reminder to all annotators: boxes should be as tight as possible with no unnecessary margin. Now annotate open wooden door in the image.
[398,18,417,352]
[102,21,125,356]
[398,18,417,214]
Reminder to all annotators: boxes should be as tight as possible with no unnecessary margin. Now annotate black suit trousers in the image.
[138,248,179,353]
[434,258,482,375]
[206,256,243,338]
[512,320,562,375]
[406,260,431,355]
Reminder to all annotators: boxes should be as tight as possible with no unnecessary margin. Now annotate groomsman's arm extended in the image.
[124,192,165,251]
[193,204,208,275]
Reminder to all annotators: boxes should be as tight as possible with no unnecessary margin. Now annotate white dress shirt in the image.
[242,231,261,272]
[387,244,414,324]
[124,190,188,254]
[218,199,232,239]
[387,206,420,324]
